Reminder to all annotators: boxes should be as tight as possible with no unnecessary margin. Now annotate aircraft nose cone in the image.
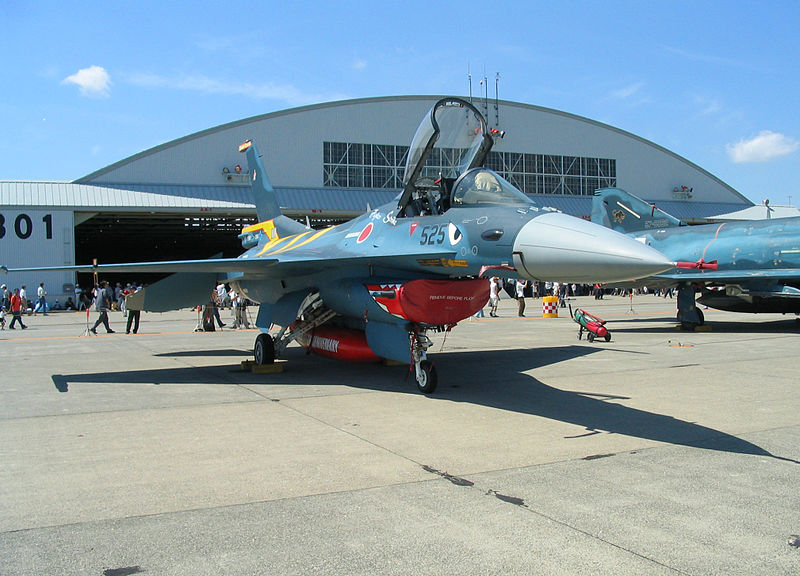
[512,212,673,283]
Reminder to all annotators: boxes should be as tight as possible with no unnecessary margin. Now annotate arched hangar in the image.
[0,95,752,301]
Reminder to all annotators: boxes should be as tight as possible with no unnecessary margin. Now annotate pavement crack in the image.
[421,465,474,486]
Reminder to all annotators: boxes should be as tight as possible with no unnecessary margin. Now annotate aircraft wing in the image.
[656,268,800,284]
[2,250,459,279]
[2,258,274,275]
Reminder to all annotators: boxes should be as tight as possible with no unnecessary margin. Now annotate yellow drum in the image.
[542,295,559,318]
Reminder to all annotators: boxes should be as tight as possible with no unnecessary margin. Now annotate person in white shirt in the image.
[34,282,47,315]
[516,279,528,317]
[489,277,501,317]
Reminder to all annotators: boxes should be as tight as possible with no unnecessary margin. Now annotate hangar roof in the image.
[1,180,743,222]
[0,180,252,212]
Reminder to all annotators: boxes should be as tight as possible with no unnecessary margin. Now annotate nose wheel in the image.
[410,328,438,394]
[415,359,438,393]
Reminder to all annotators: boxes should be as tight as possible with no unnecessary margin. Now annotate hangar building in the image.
[0,95,752,302]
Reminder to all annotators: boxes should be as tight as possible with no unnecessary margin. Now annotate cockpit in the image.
[451,168,533,207]
[397,97,535,217]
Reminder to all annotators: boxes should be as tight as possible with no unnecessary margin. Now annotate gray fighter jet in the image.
[4,98,672,392]
[592,187,800,328]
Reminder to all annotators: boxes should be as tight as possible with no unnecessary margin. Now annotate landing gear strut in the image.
[253,291,336,365]
[677,283,705,331]
[410,327,437,394]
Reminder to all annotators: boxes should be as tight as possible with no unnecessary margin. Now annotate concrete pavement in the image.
[1,296,798,574]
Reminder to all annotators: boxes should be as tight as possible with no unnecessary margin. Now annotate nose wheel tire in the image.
[254,333,275,365]
[416,360,438,394]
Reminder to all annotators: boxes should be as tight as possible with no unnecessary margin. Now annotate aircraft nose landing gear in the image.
[410,327,437,394]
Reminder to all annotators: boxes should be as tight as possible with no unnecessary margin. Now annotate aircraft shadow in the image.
[430,349,798,464]
[50,345,797,464]
[612,317,800,335]
[154,349,254,358]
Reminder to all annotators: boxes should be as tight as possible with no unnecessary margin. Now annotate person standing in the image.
[34,282,48,315]
[489,277,501,317]
[516,279,528,317]
[211,286,225,328]
[19,285,28,313]
[125,285,142,334]
[91,281,115,334]
[9,288,27,330]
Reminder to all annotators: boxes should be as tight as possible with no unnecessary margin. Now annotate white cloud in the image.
[352,59,367,71]
[611,82,644,100]
[726,131,799,163]
[62,65,111,97]
[127,72,346,106]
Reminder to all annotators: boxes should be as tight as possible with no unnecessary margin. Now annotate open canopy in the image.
[397,97,494,216]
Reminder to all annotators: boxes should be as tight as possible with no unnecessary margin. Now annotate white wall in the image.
[81,97,747,205]
[1,208,75,304]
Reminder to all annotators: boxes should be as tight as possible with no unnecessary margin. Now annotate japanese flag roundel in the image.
[357,222,374,243]
[448,222,463,245]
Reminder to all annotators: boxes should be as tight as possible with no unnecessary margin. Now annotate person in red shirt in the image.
[9,288,27,330]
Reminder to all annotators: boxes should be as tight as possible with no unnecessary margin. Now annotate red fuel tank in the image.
[297,326,381,363]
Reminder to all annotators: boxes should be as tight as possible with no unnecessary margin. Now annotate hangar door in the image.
[73,212,256,286]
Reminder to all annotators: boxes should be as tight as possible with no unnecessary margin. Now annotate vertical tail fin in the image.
[591,188,684,234]
[240,140,281,222]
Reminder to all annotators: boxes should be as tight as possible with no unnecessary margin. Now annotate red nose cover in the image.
[397,278,490,325]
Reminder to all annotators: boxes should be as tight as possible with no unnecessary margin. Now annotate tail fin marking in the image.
[591,188,684,234]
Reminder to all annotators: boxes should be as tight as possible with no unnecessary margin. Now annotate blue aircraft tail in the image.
[240,140,307,238]
[241,141,282,222]
[591,188,684,234]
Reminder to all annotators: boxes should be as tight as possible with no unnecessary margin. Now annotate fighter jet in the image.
[592,187,800,328]
[3,98,672,392]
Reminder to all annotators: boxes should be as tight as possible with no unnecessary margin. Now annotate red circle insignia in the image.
[357,222,373,243]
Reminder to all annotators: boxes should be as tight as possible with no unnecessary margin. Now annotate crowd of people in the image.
[202,282,253,331]
[1,279,258,334]
[478,279,671,318]
[484,278,598,318]
[2,277,673,332]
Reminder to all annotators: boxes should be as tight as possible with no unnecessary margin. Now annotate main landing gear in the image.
[251,293,441,395]
[410,326,438,394]
[677,283,705,331]
[252,292,335,366]
[254,333,275,364]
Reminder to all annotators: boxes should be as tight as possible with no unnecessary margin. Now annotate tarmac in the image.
[1,295,798,575]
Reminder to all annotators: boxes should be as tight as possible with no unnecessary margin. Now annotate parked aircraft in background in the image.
[592,187,800,328]
[3,98,673,392]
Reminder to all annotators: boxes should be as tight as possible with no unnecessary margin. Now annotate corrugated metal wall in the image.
[1,208,75,302]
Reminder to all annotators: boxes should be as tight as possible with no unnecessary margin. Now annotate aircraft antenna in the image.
[479,67,489,120]
[467,63,473,103]
[494,72,500,127]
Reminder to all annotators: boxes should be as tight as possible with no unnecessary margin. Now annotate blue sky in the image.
[2,1,798,205]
